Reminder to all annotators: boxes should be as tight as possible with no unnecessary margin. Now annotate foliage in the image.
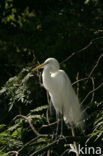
[88,101,103,141]
[0,0,103,155]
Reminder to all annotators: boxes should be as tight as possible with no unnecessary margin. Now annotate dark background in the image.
[0,0,103,155]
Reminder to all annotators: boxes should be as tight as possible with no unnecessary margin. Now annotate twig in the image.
[30,140,57,156]
[46,107,50,124]
[18,135,51,153]
[81,106,89,116]
[88,53,103,77]
[60,37,103,64]
[47,149,50,156]
[60,149,70,156]
[76,72,79,96]
[13,115,40,136]
[72,53,103,86]
[30,140,47,146]
[29,136,82,156]
[71,126,79,156]
[32,53,42,85]
[72,77,88,85]
[6,151,19,156]
[18,137,39,153]
[17,134,86,155]
[90,77,95,103]
[39,121,57,132]
[81,82,103,105]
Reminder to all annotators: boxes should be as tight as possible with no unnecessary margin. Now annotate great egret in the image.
[32,58,82,155]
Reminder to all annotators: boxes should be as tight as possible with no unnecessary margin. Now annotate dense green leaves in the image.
[0,0,103,155]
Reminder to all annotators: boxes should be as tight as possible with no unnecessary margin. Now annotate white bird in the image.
[32,58,82,156]
[32,58,82,129]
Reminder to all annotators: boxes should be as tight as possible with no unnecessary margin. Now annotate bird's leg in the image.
[60,107,64,137]
[55,113,60,136]
[60,113,63,136]
[52,113,60,140]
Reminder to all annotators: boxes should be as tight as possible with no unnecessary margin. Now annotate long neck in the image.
[42,67,53,92]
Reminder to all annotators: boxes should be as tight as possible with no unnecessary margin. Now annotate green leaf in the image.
[30,105,47,113]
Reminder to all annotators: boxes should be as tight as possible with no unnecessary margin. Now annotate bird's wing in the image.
[54,70,82,126]
[47,70,68,113]
[55,70,72,94]
[50,70,72,107]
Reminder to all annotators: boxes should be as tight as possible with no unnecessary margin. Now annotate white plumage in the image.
[33,58,82,127]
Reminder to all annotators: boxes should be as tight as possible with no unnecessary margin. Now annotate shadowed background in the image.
[0,0,103,155]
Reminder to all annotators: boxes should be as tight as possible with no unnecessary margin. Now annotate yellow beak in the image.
[32,63,44,72]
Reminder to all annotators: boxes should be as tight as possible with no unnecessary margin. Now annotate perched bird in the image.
[32,58,82,156]
[32,58,82,129]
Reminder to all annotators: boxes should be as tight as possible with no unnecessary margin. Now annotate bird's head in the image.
[32,58,60,73]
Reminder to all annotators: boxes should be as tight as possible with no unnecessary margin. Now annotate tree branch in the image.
[90,77,95,103]
[39,121,57,132]
[6,151,19,156]
[29,136,83,156]
[88,53,103,77]
[81,82,103,105]
[72,53,103,86]
[60,37,103,64]
[13,115,40,136]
